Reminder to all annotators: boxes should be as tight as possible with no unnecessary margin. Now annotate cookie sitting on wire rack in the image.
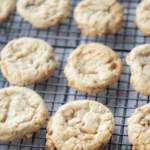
[64,43,122,94]
[127,103,150,150]
[0,86,48,142]
[126,44,150,96]
[0,37,59,86]
[16,0,71,28]
[46,100,115,150]
[0,0,16,25]
[74,0,124,38]
[135,0,150,36]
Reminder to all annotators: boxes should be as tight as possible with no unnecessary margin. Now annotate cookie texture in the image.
[0,37,59,86]
[126,44,150,96]
[46,100,115,150]
[64,43,122,94]
[127,104,150,150]
[74,0,124,38]
[135,0,150,36]
[0,0,16,25]
[0,86,48,142]
[17,0,71,28]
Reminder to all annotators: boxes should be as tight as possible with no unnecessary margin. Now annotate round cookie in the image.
[16,0,71,28]
[0,86,48,142]
[74,0,124,38]
[0,37,59,86]
[46,100,115,150]
[0,0,16,25]
[127,103,150,150]
[135,0,150,36]
[126,44,150,96]
[64,43,122,94]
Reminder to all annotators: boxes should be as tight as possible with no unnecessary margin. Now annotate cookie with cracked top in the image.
[0,86,48,142]
[74,0,124,38]
[127,103,150,150]
[0,0,16,25]
[16,0,71,28]
[135,0,150,36]
[126,44,150,96]
[0,37,59,86]
[46,100,115,150]
[64,43,122,94]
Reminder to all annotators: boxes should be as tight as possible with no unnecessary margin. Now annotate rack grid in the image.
[0,0,149,150]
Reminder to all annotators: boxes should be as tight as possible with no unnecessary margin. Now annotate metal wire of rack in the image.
[0,0,149,150]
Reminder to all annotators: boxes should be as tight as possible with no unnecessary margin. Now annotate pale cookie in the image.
[74,0,124,38]
[46,100,115,150]
[0,37,59,86]
[127,103,150,150]
[126,44,150,96]
[135,0,150,36]
[16,0,71,28]
[0,0,16,25]
[64,43,122,94]
[0,86,48,142]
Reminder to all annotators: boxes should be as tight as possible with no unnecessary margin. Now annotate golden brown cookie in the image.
[46,100,115,150]
[127,103,150,150]
[135,0,150,36]
[74,0,124,37]
[64,43,122,94]
[0,37,59,86]
[0,0,16,25]
[126,44,150,96]
[0,86,48,142]
[17,0,71,28]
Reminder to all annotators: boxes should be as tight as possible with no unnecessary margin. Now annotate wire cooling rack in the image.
[0,0,149,150]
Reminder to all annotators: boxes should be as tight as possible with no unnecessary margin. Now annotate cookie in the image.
[46,100,115,150]
[74,0,124,38]
[135,0,150,36]
[126,44,150,96]
[0,86,48,142]
[64,43,122,94]
[0,37,59,86]
[16,0,71,28]
[0,0,16,25]
[127,103,150,150]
